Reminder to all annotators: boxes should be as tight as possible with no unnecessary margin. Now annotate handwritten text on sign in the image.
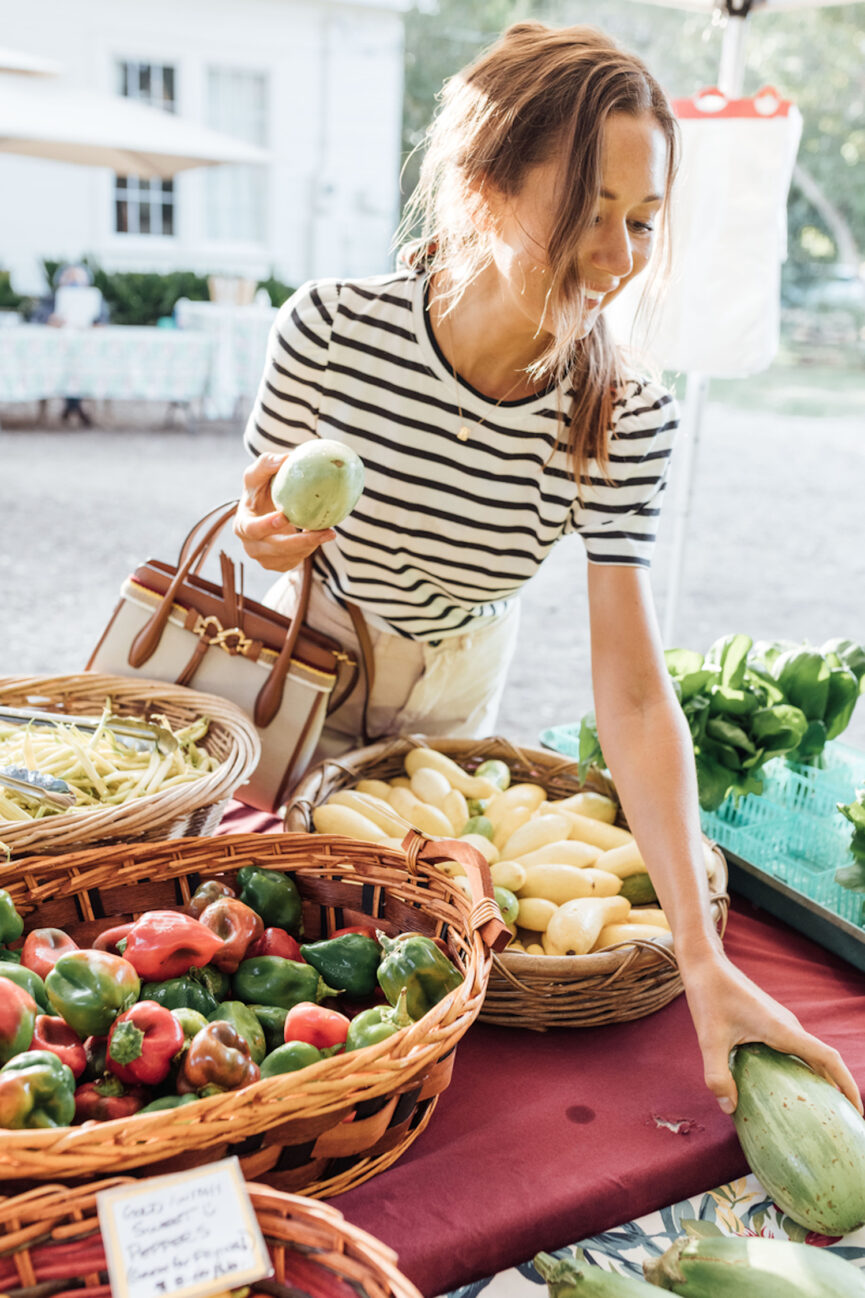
[97,1158,272,1298]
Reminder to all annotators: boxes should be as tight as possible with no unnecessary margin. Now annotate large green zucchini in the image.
[643,1235,865,1295]
[731,1041,865,1235]
[534,1252,650,1294]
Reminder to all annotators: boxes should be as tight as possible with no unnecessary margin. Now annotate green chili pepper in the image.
[0,888,23,946]
[248,1004,288,1054]
[140,975,219,1017]
[45,951,140,1038]
[345,988,412,1051]
[170,1007,209,1043]
[0,963,50,1012]
[232,956,337,1010]
[208,1001,266,1064]
[0,1049,76,1129]
[236,866,303,935]
[299,933,381,999]
[138,1093,202,1113]
[260,1040,332,1077]
[376,932,463,1020]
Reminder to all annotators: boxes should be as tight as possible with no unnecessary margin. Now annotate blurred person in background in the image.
[32,262,107,427]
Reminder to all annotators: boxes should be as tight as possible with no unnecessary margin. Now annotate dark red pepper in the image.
[31,1015,87,1078]
[187,879,235,918]
[283,1002,350,1051]
[247,927,304,962]
[177,1020,260,1093]
[92,923,134,956]
[121,910,224,981]
[20,928,79,980]
[197,898,263,974]
[74,1075,149,1122]
[106,1000,185,1086]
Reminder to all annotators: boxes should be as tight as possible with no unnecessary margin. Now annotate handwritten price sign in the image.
[97,1159,272,1298]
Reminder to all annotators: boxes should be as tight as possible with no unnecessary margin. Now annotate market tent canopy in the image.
[0,47,60,76]
[0,73,269,178]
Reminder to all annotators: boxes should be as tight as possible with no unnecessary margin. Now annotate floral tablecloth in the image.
[173,298,277,418]
[443,1173,865,1297]
[0,324,214,405]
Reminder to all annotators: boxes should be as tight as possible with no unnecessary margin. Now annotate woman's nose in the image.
[589,222,634,280]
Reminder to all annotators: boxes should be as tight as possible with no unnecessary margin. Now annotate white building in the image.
[1,0,409,295]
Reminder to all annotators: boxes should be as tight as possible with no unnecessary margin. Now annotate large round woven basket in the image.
[286,735,730,1030]
[0,1178,422,1298]
[0,829,506,1195]
[0,673,260,858]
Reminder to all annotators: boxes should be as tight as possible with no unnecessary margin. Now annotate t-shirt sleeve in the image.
[570,379,679,568]
[243,279,340,457]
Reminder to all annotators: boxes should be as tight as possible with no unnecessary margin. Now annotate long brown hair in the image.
[398,23,679,483]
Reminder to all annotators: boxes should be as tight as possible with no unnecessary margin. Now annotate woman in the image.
[235,23,860,1116]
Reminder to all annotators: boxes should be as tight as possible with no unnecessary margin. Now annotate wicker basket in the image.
[0,829,507,1195]
[286,735,730,1030]
[0,673,260,858]
[0,1178,422,1298]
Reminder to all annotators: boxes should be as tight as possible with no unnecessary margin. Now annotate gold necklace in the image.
[446,317,526,442]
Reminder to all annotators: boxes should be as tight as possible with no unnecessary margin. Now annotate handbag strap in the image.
[345,600,377,746]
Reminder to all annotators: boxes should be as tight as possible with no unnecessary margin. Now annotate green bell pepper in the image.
[0,963,50,1012]
[0,981,36,1064]
[0,888,23,946]
[138,1093,201,1113]
[45,951,140,1038]
[208,1001,266,1064]
[0,1049,76,1129]
[299,933,381,999]
[345,988,411,1051]
[376,931,463,1020]
[236,866,303,936]
[0,948,22,964]
[259,1040,333,1077]
[232,956,337,1010]
[248,1004,288,1054]
[170,1007,209,1042]
[140,975,219,1017]
[195,964,230,1003]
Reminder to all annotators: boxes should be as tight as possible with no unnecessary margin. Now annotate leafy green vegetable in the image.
[835,789,865,893]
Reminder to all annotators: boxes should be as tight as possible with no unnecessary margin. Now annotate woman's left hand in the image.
[680,946,863,1116]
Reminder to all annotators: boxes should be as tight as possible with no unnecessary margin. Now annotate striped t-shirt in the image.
[244,271,678,641]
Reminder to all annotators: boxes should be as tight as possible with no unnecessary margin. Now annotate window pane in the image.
[161,179,174,198]
[119,62,129,97]
[161,203,174,236]
[115,200,128,233]
[138,64,151,98]
[115,176,128,193]
[138,202,151,234]
[162,66,175,109]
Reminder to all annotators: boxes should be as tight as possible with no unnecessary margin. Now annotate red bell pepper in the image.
[121,910,223,981]
[247,927,303,962]
[283,1002,350,1051]
[197,898,263,974]
[20,928,79,980]
[106,1000,185,1086]
[0,981,36,1064]
[31,1015,86,1078]
[329,925,380,942]
[177,1020,260,1094]
[74,1075,149,1122]
[92,923,133,955]
[187,879,235,918]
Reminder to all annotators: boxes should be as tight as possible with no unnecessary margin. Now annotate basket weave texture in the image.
[0,673,260,858]
[0,828,503,1196]
[0,1178,422,1298]
[286,735,730,1029]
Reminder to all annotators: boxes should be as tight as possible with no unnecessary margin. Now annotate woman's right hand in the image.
[234,452,336,573]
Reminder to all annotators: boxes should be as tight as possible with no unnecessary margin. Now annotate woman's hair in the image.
[397,22,679,482]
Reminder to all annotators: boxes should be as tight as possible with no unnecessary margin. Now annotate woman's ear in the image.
[465,175,504,237]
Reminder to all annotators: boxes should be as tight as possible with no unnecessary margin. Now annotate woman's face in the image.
[485,110,668,339]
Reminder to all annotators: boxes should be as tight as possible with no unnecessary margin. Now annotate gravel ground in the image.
[3,394,864,754]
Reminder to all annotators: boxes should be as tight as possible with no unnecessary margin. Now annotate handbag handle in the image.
[400,829,511,953]
[127,501,315,729]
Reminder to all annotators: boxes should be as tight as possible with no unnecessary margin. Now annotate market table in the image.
[218,804,865,1296]
[0,323,214,408]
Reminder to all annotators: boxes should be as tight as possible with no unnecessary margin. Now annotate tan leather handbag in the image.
[87,501,370,812]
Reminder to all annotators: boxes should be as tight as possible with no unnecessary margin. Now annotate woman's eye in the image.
[629,220,655,234]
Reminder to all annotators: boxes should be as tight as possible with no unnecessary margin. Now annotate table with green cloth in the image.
[217,803,865,1296]
[0,323,213,407]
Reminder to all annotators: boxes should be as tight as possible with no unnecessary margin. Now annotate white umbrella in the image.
[0,47,61,76]
[0,71,268,178]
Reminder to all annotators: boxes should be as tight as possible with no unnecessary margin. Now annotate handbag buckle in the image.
[192,613,253,657]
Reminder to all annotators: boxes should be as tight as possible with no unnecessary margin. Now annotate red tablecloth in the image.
[218,803,865,1296]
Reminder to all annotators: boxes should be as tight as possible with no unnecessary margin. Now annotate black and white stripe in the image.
[244,273,678,640]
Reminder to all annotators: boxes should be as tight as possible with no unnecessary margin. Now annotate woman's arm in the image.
[587,561,862,1114]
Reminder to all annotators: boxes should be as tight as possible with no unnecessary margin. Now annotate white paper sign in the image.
[97,1158,272,1298]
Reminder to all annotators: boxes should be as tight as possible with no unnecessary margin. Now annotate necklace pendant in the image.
[457,425,470,442]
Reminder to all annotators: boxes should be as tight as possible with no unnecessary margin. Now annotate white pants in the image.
[266,572,520,762]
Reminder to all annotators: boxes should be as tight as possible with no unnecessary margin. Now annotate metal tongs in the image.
[0,768,76,812]
[0,705,179,755]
